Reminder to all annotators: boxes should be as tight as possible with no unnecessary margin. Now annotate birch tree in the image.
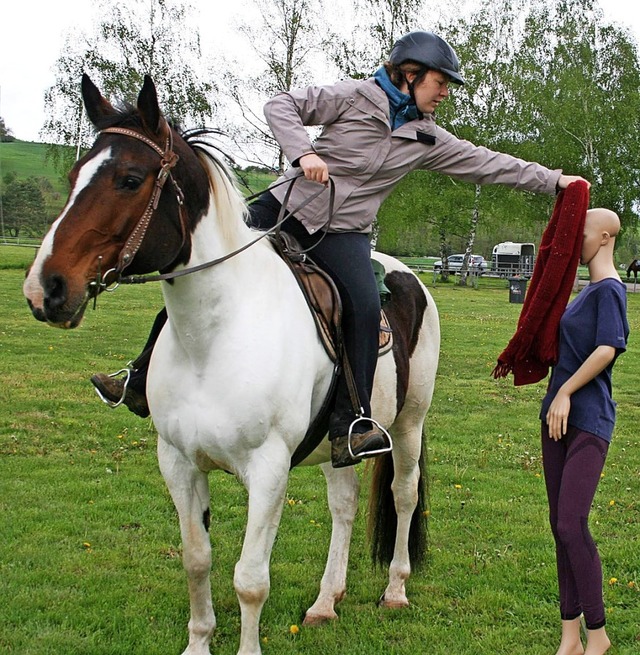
[42,0,215,174]
[222,0,330,174]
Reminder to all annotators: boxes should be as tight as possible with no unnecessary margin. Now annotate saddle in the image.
[269,232,393,363]
[269,231,393,469]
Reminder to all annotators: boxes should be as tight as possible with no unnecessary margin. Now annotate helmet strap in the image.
[406,66,428,119]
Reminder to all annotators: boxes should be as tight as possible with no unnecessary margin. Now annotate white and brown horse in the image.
[23,75,440,655]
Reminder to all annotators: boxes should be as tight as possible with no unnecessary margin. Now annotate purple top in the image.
[540,278,629,442]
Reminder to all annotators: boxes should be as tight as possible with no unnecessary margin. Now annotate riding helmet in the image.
[389,31,465,85]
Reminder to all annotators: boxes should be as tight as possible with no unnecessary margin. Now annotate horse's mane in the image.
[184,129,250,242]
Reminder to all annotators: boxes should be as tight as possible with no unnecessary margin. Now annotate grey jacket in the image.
[264,77,561,234]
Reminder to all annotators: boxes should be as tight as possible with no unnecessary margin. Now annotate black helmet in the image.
[389,31,465,85]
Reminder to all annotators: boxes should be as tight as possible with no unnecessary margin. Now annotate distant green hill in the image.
[0,140,277,197]
[0,140,277,238]
[1,140,71,223]
[0,140,69,196]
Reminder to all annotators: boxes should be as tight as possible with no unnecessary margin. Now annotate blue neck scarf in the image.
[373,67,421,129]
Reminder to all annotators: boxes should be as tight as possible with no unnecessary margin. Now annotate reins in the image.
[88,124,376,444]
[90,123,335,292]
[117,175,335,287]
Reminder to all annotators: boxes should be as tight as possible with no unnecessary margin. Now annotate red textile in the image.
[492,181,590,385]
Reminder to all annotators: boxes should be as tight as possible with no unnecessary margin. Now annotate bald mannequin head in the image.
[584,208,620,238]
[581,208,621,279]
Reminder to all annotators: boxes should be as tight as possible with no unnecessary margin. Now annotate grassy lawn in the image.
[1,247,638,654]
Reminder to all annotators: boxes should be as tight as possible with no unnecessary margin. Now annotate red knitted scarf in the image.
[492,181,590,385]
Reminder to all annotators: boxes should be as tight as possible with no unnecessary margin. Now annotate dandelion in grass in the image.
[289,625,299,635]
[609,577,618,586]
[454,484,462,489]
[628,581,636,589]
[609,500,615,506]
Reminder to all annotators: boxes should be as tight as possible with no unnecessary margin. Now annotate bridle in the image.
[102,122,187,274]
[89,122,334,297]
[88,121,187,297]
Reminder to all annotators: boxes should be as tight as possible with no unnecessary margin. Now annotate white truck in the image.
[491,241,536,277]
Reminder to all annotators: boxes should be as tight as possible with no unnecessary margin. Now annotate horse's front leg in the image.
[157,439,215,655]
[303,462,359,625]
[234,449,291,655]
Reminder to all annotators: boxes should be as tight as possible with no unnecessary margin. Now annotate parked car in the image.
[433,254,488,274]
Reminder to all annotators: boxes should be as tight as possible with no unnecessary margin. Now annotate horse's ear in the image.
[81,74,117,127]
[137,75,162,136]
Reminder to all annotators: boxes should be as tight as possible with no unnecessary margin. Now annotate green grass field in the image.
[1,247,638,654]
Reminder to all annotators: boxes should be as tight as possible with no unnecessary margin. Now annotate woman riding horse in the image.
[92,30,589,468]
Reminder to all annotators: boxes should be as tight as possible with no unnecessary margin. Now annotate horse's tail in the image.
[367,446,428,569]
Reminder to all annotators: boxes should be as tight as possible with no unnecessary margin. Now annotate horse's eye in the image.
[120,175,143,191]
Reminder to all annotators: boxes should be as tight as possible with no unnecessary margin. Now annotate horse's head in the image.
[24,74,210,328]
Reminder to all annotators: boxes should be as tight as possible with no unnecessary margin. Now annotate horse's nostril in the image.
[44,274,68,310]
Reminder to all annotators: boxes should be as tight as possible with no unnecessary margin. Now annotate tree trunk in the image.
[457,184,481,287]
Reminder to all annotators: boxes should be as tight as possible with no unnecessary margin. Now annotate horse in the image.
[626,258,639,283]
[23,75,440,655]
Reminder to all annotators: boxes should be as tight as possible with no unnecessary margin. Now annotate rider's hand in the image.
[299,153,329,184]
[557,174,591,190]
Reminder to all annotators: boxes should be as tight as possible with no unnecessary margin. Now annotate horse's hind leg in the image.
[379,417,425,609]
[157,439,215,655]
[303,463,359,625]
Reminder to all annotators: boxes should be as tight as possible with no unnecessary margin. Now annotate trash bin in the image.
[508,276,528,303]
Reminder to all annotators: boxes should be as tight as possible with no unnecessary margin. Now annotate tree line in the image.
[4,0,640,264]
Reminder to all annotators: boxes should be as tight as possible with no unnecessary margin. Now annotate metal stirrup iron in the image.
[347,415,393,460]
[341,354,393,459]
[93,366,133,409]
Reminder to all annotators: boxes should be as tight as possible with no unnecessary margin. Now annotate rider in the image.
[92,30,589,468]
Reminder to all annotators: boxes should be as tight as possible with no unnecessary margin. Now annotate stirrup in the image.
[347,415,393,459]
[93,366,133,409]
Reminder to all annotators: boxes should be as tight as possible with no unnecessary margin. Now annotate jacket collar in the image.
[356,78,436,133]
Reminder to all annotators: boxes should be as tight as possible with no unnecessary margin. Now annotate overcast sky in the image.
[1,0,639,142]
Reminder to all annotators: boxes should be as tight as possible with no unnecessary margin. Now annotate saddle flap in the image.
[270,232,342,362]
[269,232,393,362]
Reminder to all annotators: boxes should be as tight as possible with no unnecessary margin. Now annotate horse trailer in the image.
[491,241,536,277]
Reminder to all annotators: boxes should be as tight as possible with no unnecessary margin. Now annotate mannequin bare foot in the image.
[556,618,584,655]
[584,627,610,655]
[555,643,584,655]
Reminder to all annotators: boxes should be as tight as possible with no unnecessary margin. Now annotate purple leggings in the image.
[541,423,609,629]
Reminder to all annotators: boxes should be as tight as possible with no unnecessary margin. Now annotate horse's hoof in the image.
[378,596,410,609]
[302,611,337,626]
